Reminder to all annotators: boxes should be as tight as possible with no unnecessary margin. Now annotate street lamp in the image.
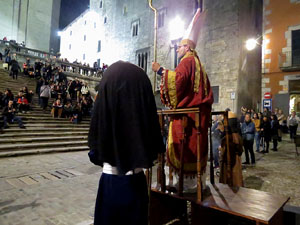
[169,17,184,40]
[245,38,258,51]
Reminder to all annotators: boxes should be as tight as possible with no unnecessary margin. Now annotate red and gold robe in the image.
[160,51,214,174]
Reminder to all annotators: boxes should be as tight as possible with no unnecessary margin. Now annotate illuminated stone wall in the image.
[0,0,61,52]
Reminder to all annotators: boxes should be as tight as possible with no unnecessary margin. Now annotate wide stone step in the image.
[20,116,90,122]
[16,113,54,117]
[0,136,87,144]
[0,131,89,138]
[7,123,90,128]
[20,119,90,124]
[0,146,90,157]
[0,140,88,151]
[1,127,89,132]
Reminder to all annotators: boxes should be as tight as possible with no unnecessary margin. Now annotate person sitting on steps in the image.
[2,100,25,129]
[51,99,63,118]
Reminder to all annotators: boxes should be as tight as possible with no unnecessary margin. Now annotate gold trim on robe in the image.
[166,70,178,109]
[167,121,197,172]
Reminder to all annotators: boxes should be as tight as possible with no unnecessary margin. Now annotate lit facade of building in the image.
[60,0,262,112]
[262,0,300,115]
[59,10,103,66]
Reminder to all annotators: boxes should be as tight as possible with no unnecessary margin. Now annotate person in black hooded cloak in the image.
[88,61,165,225]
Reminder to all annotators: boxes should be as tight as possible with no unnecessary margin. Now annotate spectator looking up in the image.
[260,116,271,153]
[270,114,279,151]
[287,111,300,139]
[241,113,255,165]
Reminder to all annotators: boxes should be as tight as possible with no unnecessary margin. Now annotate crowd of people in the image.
[35,70,94,123]
[0,56,95,129]
[211,107,300,169]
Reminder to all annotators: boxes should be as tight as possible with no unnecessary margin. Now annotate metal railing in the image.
[0,40,55,60]
[0,40,103,80]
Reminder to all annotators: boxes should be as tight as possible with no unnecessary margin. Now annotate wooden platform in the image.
[150,183,290,225]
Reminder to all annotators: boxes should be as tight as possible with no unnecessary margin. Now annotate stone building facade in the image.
[0,0,61,53]
[61,0,262,112]
[262,0,300,115]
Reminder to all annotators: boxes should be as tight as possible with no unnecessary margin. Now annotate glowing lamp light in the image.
[57,31,62,37]
[245,38,257,51]
[169,17,184,40]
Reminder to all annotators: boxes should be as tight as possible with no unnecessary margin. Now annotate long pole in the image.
[148,0,158,93]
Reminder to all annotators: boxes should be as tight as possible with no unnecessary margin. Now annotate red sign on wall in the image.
[264,92,272,99]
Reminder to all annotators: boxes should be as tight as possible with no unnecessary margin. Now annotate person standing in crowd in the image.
[34,60,43,78]
[240,107,247,124]
[241,113,255,165]
[270,114,279,151]
[258,112,264,146]
[40,82,51,111]
[5,53,11,70]
[88,61,164,225]
[287,111,300,139]
[260,116,271,153]
[277,109,285,142]
[250,109,255,118]
[211,115,224,169]
[36,78,44,106]
[263,107,271,119]
[252,113,261,152]
[10,58,21,80]
[274,107,279,116]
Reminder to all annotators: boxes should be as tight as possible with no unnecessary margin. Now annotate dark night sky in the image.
[59,0,90,30]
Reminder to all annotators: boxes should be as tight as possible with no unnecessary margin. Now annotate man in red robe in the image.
[152,38,214,176]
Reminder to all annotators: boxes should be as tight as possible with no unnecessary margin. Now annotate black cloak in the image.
[88,61,165,175]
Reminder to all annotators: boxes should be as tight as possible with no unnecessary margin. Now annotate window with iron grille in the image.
[132,20,139,37]
[97,40,101,52]
[136,48,150,73]
[158,8,167,28]
[195,0,204,12]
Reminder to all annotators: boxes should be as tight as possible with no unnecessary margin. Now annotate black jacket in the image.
[260,120,272,141]
[271,120,279,137]
[10,60,20,71]
[2,106,15,121]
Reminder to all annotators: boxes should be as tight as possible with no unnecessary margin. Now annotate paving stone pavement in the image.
[0,151,100,225]
[241,134,300,207]
[0,133,299,225]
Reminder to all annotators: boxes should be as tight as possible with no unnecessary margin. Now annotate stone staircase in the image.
[0,69,90,157]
